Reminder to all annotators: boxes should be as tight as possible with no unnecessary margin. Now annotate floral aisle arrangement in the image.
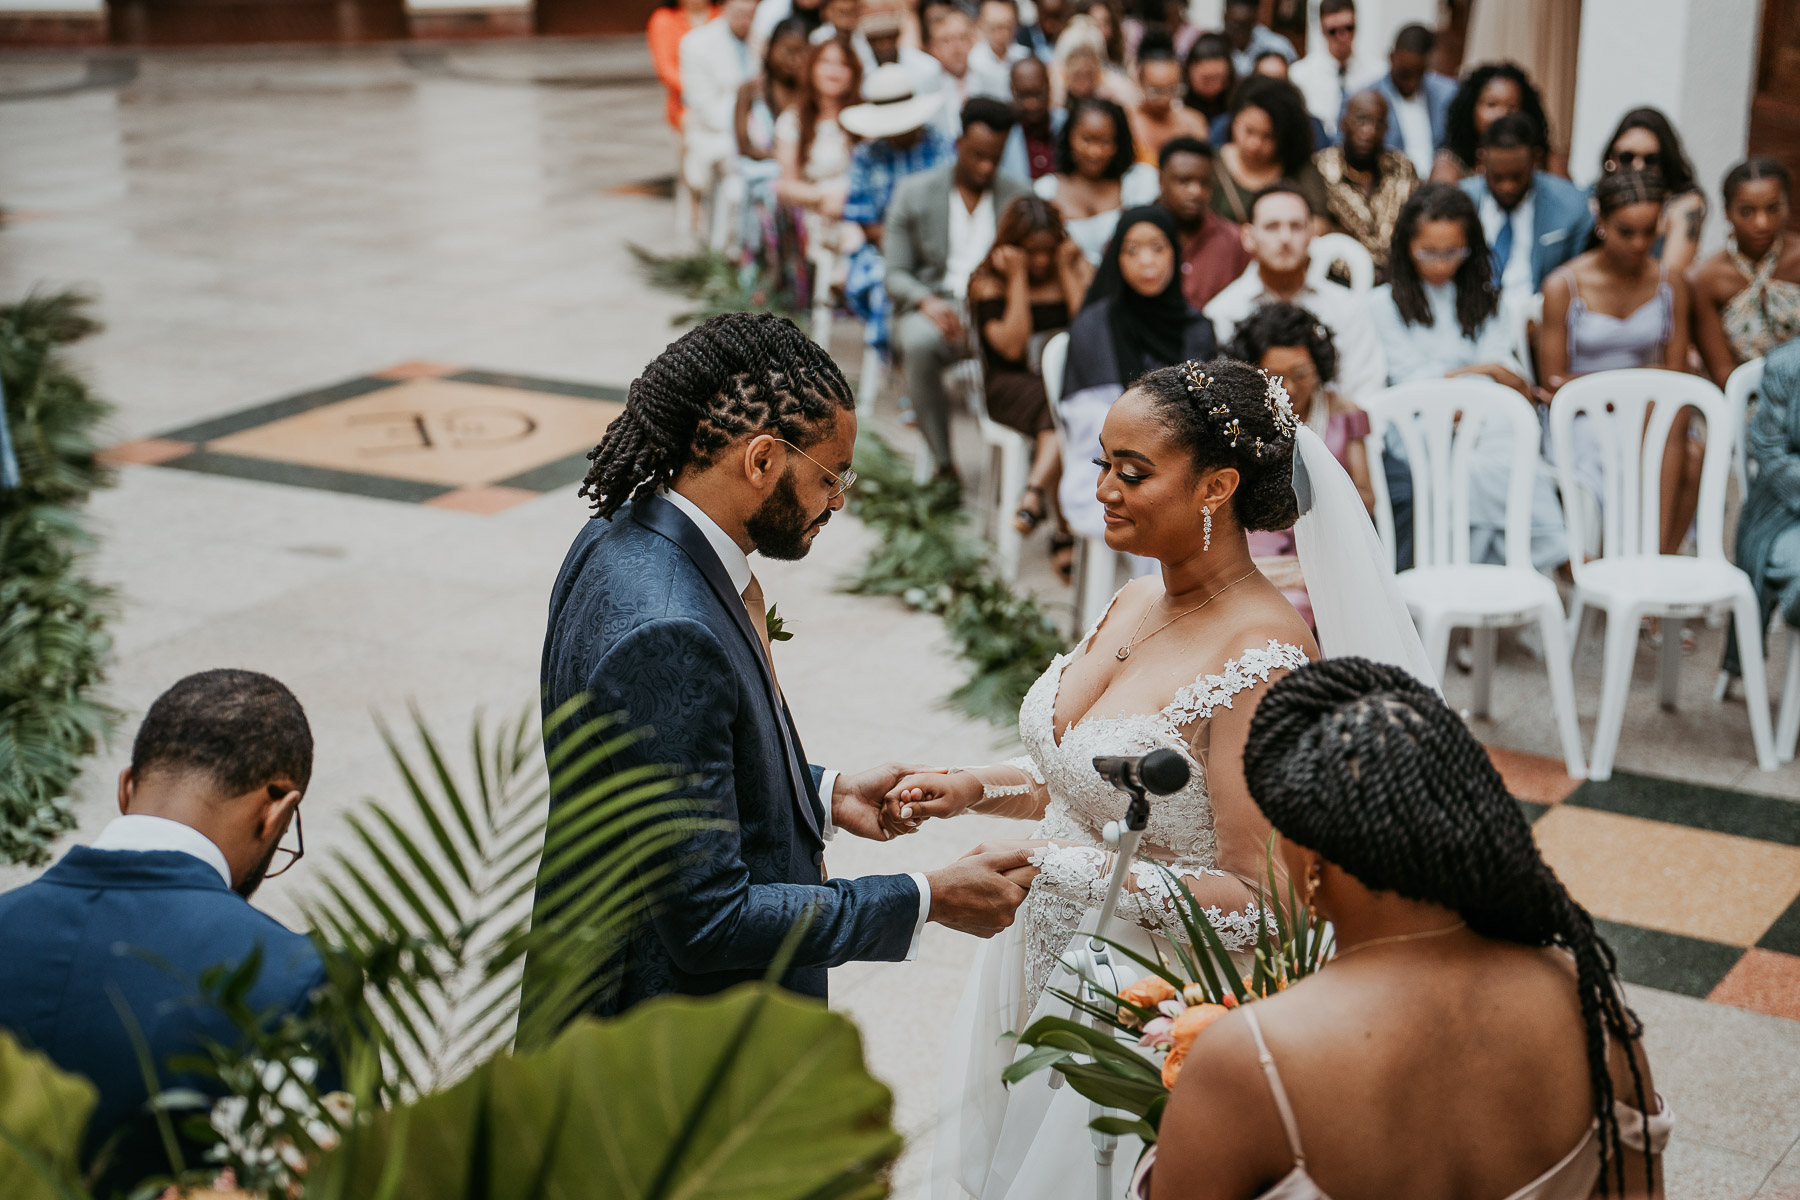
[1004,850,1333,1143]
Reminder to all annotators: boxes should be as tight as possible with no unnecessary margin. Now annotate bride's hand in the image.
[961,838,1048,887]
[882,769,984,835]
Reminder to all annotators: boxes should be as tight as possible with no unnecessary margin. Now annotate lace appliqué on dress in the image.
[981,755,1045,802]
[1165,641,1311,728]
[1027,845,1250,945]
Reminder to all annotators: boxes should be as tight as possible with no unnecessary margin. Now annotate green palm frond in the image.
[300,697,707,1100]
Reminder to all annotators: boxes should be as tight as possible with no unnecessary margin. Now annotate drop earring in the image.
[1302,861,1322,909]
[1202,506,1212,552]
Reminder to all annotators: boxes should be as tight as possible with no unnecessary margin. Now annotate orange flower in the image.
[1118,976,1176,1011]
[1159,1003,1229,1089]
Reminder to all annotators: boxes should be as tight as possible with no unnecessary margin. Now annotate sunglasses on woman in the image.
[1607,150,1662,173]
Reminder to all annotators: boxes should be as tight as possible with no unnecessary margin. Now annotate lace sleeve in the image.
[1026,844,1264,949]
[962,757,1048,819]
[1165,641,1310,730]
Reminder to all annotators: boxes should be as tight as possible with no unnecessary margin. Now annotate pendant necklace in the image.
[1115,567,1260,661]
[1332,921,1468,960]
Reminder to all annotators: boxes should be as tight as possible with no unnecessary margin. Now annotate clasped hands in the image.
[831,764,1041,938]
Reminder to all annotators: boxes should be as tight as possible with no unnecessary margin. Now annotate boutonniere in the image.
[765,605,793,643]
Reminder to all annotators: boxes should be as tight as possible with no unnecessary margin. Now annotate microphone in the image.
[1091,749,1190,796]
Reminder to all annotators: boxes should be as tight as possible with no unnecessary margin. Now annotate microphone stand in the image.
[1051,772,1152,1200]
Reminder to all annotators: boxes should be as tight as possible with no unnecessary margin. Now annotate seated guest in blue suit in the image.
[1460,111,1592,308]
[537,312,1034,1019]
[1362,22,1456,178]
[0,669,324,1189]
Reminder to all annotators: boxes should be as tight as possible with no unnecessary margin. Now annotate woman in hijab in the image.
[1056,206,1217,552]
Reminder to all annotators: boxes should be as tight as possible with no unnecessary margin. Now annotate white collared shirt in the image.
[1202,263,1388,403]
[945,188,998,299]
[660,489,933,957]
[91,814,233,888]
[1289,50,1380,137]
[1478,187,1537,308]
[1391,88,1435,176]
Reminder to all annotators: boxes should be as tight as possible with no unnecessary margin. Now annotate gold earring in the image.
[1302,861,1322,908]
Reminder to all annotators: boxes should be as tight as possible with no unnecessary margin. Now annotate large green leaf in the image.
[317,984,901,1200]
[0,1029,97,1200]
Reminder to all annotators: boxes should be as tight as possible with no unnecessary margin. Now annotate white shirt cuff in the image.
[816,769,838,841]
[905,871,932,961]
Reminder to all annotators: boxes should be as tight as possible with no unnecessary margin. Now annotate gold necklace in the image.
[1115,567,1260,661]
[1332,921,1468,960]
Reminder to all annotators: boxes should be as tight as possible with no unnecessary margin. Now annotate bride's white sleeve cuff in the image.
[906,871,932,960]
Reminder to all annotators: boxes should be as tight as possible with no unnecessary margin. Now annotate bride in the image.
[886,358,1434,1200]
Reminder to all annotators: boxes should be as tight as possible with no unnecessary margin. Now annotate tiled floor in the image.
[2,37,1797,1199]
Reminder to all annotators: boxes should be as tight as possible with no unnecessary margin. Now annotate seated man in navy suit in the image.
[0,669,325,1188]
[1460,111,1593,310]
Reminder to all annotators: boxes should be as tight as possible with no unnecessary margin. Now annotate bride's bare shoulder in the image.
[1217,592,1319,667]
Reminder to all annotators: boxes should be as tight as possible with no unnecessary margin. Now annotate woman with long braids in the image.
[1144,658,1669,1200]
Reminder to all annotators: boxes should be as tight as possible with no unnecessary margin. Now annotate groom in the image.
[538,312,1033,1016]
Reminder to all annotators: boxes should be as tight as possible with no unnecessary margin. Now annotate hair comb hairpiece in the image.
[1179,360,1212,402]
[1261,370,1299,438]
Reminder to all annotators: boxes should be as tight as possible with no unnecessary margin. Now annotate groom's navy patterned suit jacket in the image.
[538,492,921,1015]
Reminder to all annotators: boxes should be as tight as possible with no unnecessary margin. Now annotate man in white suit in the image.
[1288,0,1381,139]
[680,0,758,198]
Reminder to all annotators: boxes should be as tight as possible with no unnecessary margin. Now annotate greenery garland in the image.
[0,291,117,865]
[845,436,1068,727]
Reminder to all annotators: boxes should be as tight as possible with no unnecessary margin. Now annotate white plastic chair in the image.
[1043,331,1119,635]
[1363,380,1586,778]
[956,360,1032,581]
[1305,233,1375,295]
[1725,356,1763,502]
[1508,292,1543,388]
[1550,369,1776,780]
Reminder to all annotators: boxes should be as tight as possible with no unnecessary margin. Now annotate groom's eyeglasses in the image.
[776,439,857,499]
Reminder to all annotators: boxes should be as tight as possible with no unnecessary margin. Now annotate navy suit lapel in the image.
[632,493,824,842]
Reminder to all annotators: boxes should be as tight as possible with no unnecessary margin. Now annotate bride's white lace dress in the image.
[925,625,1308,1200]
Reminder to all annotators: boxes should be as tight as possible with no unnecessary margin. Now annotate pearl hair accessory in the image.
[1179,360,1299,461]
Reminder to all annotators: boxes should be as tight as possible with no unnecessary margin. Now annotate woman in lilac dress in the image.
[1226,302,1372,628]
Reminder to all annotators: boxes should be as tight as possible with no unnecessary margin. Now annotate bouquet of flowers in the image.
[1003,841,1333,1143]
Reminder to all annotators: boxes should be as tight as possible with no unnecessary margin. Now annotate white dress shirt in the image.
[1478,187,1537,309]
[1288,50,1380,137]
[1391,87,1436,177]
[1203,264,1388,403]
[661,489,932,957]
[966,39,1028,99]
[944,188,998,299]
[92,814,233,888]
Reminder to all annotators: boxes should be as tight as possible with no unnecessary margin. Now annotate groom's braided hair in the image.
[580,312,854,518]
[1242,659,1653,1196]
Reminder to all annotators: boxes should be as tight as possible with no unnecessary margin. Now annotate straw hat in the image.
[840,63,946,140]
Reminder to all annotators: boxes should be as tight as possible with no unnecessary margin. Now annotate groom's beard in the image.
[234,840,279,899]
[746,468,829,560]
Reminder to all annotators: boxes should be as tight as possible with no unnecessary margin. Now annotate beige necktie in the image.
[742,574,781,693]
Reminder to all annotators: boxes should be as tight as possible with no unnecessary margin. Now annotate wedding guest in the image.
[0,670,324,1194]
[860,5,946,94]
[969,0,1028,97]
[1227,303,1372,626]
[650,0,717,134]
[1056,206,1217,540]
[1364,23,1455,178]
[1315,88,1418,275]
[815,0,862,44]
[1209,76,1328,227]
[1205,184,1387,403]
[680,0,761,211]
[776,34,864,244]
[1019,0,1070,62]
[842,63,952,359]
[1055,11,1136,106]
[924,3,978,138]
[1726,339,1800,680]
[1600,106,1706,275]
[1461,112,1590,307]
[735,16,810,162]
[1289,0,1380,140]
[1431,60,1546,185]
[889,98,1031,477]
[1122,0,1197,63]
[999,56,1065,180]
[1076,0,1127,75]
[1694,158,1800,385]
[750,0,823,50]
[1541,170,1696,556]
[1127,29,1211,167]
[1034,95,1161,265]
[1181,32,1235,126]
[1251,50,1289,80]
[1157,137,1252,312]
[1371,183,1567,571]
[968,195,1094,579]
[1222,0,1294,79]
[1144,659,1667,1200]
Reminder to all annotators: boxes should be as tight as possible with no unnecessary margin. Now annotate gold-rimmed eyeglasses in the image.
[265,807,304,879]
[776,439,857,499]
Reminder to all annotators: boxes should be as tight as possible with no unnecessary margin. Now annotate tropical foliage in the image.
[1005,846,1333,1143]
[0,290,117,866]
[628,244,806,327]
[845,435,1067,726]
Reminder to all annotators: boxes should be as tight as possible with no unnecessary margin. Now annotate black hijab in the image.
[1083,206,1193,385]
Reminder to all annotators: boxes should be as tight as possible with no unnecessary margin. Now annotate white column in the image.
[1570,0,1760,247]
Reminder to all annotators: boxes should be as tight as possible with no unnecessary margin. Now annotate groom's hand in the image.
[832,763,946,840]
[925,846,1036,938]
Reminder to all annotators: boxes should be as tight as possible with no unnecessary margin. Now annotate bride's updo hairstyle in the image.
[1243,658,1652,1196]
[1134,358,1300,532]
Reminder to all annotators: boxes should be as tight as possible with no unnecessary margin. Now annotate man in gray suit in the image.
[886,96,1032,479]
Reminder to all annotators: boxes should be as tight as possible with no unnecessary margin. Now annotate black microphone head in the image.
[1140,748,1190,795]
